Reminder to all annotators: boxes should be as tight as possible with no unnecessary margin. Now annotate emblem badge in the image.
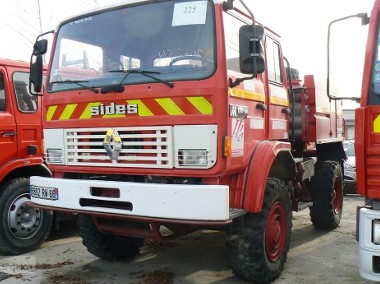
[103,128,122,161]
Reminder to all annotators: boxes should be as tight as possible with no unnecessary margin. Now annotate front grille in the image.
[366,145,380,192]
[65,126,173,168]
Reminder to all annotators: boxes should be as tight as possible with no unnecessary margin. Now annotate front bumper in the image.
[30,176,229,221]
[358,207,380,281]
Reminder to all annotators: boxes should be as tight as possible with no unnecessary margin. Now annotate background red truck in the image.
[350,0,380,280]
[0,58,52,255]
[325,0,380,281]
[29,0,346,282]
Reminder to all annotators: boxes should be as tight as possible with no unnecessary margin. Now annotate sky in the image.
[250,0,375,107]
[0,0,375,106]
[251,0,374,72]
[0,0,123,61]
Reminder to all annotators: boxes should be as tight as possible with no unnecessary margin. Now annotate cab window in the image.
[0,73,6,111]
[13,72,37,113]
[266,37,283,84]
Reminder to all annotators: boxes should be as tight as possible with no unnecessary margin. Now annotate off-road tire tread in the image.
[227,178,292,283]
[77,214,144,261]
[309,160,343,229]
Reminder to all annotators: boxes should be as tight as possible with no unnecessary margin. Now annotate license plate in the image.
[30,185,59,201]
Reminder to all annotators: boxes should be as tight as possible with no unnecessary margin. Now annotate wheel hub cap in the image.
[8,194,42,239]
[266,202,287,262]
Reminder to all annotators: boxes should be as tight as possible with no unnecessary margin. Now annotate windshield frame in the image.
[47,0,217,93]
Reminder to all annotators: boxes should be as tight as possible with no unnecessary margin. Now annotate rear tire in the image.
[77,214,144,261]
[309,160,343,229]
[0,177,53,255]
[227,178,292,283]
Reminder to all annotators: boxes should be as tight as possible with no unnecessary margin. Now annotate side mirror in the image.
[29,39,49,95]
[32,39,48,56]
[29,31,54,95]
[239,24,265,75]
[29,55,44,94]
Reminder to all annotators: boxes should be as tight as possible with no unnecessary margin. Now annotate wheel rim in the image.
[333,176,343,215]
[7,193,43,239]
[265,201,287,262]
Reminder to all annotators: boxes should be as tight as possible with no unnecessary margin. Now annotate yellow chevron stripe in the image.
[59,104,77,120]
[46,105,57,121]
[127,99,153,116]
[270,97,289,107]
[186,96,213,114]
[374,114,380,133]
[156,98,185,115]
[80,102,101,119]
[229,88,265,102]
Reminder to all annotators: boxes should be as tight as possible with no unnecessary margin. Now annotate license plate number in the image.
[30,185,59,201]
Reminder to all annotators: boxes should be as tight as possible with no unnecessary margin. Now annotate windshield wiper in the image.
[50,79,99,94]
[109,69,174,88]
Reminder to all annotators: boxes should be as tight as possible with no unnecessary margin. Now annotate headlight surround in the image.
[178,149,208,167]
[373,220,380,244]
[173,125,217,169]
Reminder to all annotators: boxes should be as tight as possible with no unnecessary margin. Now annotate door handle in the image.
[2,131,16,137]
[256,103,267,111]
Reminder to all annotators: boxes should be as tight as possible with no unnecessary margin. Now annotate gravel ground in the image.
[0,195,377,284]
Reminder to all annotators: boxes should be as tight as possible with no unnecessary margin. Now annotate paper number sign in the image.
[172,1,208,26]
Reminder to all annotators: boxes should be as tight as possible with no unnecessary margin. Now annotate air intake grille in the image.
[65,127,172,168]
[366,145,380,192]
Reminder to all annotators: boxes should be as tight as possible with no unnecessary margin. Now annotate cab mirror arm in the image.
[229,75,255,88]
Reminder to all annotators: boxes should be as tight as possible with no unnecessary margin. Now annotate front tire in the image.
[0,177,53,255]
[77,214,144,261]
[227,178,292,283]
[309,160,343,229]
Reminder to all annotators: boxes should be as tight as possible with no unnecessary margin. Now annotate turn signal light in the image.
[223,136,231,157]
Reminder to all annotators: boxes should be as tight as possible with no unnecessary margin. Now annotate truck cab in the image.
[0,58,52,255]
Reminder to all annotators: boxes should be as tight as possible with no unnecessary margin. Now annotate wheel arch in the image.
[316,141,346,178]
[316,141,345,162]
[0,162,51,188]
[242,141,296,213]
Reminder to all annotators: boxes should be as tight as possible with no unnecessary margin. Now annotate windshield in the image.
[48,0,216,93]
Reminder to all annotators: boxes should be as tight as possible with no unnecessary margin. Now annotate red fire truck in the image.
[29,0,346,282]
[350,0,380,281]
[0,58,52,255]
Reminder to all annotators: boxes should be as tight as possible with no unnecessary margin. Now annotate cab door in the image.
[222,9,267,166]
[0,67,17,164]
[12,70,42,159]
[264,37,290,140]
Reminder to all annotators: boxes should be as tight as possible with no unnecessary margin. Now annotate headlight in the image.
[46,148,64,164]
[373,220,380,244]
[178,149,208,167]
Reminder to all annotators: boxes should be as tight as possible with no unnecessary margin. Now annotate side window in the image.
[223,11,246,73]
[0,73,6,111]
[266,38,283,84]
[371,22,380,95]
[13,72,37,113]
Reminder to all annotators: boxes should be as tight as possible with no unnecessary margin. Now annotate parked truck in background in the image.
[0,58,52,255]
[345,0,380,281]
[28,0,346,282]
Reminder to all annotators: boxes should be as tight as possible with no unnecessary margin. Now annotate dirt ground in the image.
[0,195,377,284]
